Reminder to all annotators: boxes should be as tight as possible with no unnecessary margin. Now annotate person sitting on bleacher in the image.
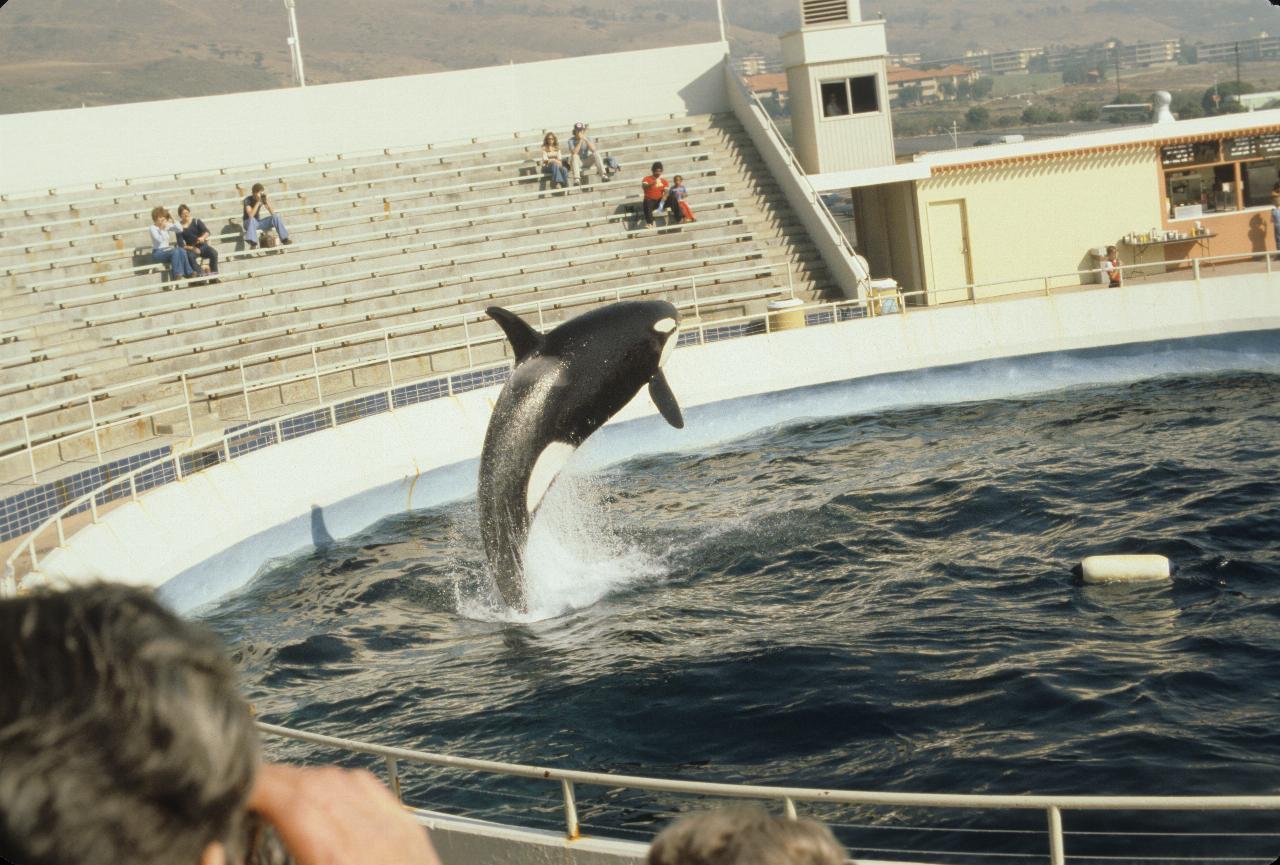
[540,132,569,189]
[148,205,198,282]
[177,204,220,284]
[568,121,610,186]
[641,161,670,229]
[243,183,292,249]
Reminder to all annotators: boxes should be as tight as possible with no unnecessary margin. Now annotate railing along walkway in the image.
[254,722,1280,865]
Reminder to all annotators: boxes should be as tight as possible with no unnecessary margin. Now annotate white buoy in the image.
[1080,554,1171,585]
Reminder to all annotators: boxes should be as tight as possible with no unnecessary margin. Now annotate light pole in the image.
[282,0,306,87]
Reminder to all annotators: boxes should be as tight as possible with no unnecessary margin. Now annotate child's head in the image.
[673,175,683,185]
[1106,245,1118,257]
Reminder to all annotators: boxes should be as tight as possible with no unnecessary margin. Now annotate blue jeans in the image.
[245,213,289,245]
[543,161,568,187]
[153,247,195,278]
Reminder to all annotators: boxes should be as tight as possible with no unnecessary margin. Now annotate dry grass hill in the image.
[0,0,1270,114]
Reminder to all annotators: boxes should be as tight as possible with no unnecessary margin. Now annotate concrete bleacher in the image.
[0,112,833,502]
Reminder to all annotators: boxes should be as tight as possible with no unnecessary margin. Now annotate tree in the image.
[972,78,994,99]
[897,83,924,106]
[1202,80,1254,115]
[965,106,991,129]
[1071,102,1100,122]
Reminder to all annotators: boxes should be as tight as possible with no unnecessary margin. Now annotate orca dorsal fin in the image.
[486,306,543,363]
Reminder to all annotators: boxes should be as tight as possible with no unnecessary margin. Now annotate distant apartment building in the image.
[889,52,922,67]
[1195,36,1280,64]
[886,64,978,104]
[1120,39,1180,68]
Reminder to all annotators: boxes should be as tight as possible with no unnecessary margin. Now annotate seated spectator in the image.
[541,131,569,189]
[648,804,849,865]
[641,161,670,228]
[178,203,220,283]
[243,183,292,249]
[568,121,610,185]
[148,205,198,282]
[0,584,441,865]
[666,175,696,224]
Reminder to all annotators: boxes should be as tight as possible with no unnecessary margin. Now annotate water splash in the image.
[455,470,667,623]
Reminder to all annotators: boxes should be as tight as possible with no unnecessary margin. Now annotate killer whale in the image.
[478,300,685,611]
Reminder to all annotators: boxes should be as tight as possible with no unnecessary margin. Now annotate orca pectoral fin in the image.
[486,306,543,363]
[648,370,684,429]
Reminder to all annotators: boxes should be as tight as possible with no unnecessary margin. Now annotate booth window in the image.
[1242,159,1280,208]
[821,75,880,117]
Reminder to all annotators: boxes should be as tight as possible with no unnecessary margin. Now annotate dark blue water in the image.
[204,368,1280,862]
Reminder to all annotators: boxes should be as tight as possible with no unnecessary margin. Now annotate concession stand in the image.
[1157,126,1280,262]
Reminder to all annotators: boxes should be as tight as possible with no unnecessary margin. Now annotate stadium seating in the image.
[0,113,832,499]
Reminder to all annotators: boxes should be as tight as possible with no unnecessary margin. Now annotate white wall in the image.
[28,270,1280,612]
[0,42,729,196]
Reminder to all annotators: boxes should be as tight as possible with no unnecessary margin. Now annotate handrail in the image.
[253,720,1280,863]
[725,70,859,262]
[0,258,789,484]
[1,285,811,587]
[6,250,1269,590]
[2,244,1270,490]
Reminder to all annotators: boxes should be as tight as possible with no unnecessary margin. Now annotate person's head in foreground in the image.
[0,583,257,865]
[0,583,440,865]
[648,804,850,865]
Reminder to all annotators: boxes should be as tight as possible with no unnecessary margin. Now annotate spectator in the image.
[541,131,569,189]
[568,121,610,185]
[648,804,849,865]
[665,174,696,225]
[1271,197,1280,251]
[641,161,670,228]
[243,183,292,249]
[0,584,442,865]
[1101,244,1122,288]
[148,205,198,282]
[178,204,220,283]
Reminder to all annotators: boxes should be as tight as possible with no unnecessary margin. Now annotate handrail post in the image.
[22,414,37,484]
[561,779,580,840]
[1047,806,1065,865]
[783,797,798,820]
[240,360,253,421]
[463,318,474,368]
[181,373,195,436]
[311,346,323,406]
[385,757,402,802]
[691,276,700,320]
[87,396,102,465]
[1193,258,1201,284]
[384,332,395,391]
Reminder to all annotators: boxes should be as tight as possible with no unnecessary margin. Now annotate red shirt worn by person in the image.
[642,175,669,200]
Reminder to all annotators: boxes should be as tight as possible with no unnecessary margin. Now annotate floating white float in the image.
[1080,554,1171,584]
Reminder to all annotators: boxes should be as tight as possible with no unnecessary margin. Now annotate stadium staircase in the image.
[0,112,836,538]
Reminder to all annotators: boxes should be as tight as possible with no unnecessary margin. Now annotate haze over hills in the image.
[0,0,1273,114]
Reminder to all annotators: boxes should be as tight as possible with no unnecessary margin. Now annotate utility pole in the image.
[283,0,306,87]
[1236,41,1242,89]
[1114,45,1121,97]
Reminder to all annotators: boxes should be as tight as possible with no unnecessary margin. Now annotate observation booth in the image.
[776,3,1280,306]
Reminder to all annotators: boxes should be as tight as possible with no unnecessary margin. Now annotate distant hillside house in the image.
[745,72,790,108]
[887,64,978,105]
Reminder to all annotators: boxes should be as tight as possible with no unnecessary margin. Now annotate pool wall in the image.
[31,272,1280,612]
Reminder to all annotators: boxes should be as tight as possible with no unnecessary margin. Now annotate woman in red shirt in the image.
[641,161,669,228]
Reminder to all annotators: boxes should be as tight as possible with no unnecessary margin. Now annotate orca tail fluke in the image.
[486,306,544,363]
[649,370,684,429]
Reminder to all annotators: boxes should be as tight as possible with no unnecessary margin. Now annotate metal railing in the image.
[725,70,861,264]
[6,245,1270,590]
[0,259,792,485]
[255,721,1280,864]
[3,291,863,587]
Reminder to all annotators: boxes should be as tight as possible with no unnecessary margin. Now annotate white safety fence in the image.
[256,721,1280,865]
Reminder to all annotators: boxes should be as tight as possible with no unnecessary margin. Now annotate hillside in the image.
[0,0,1271,114]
